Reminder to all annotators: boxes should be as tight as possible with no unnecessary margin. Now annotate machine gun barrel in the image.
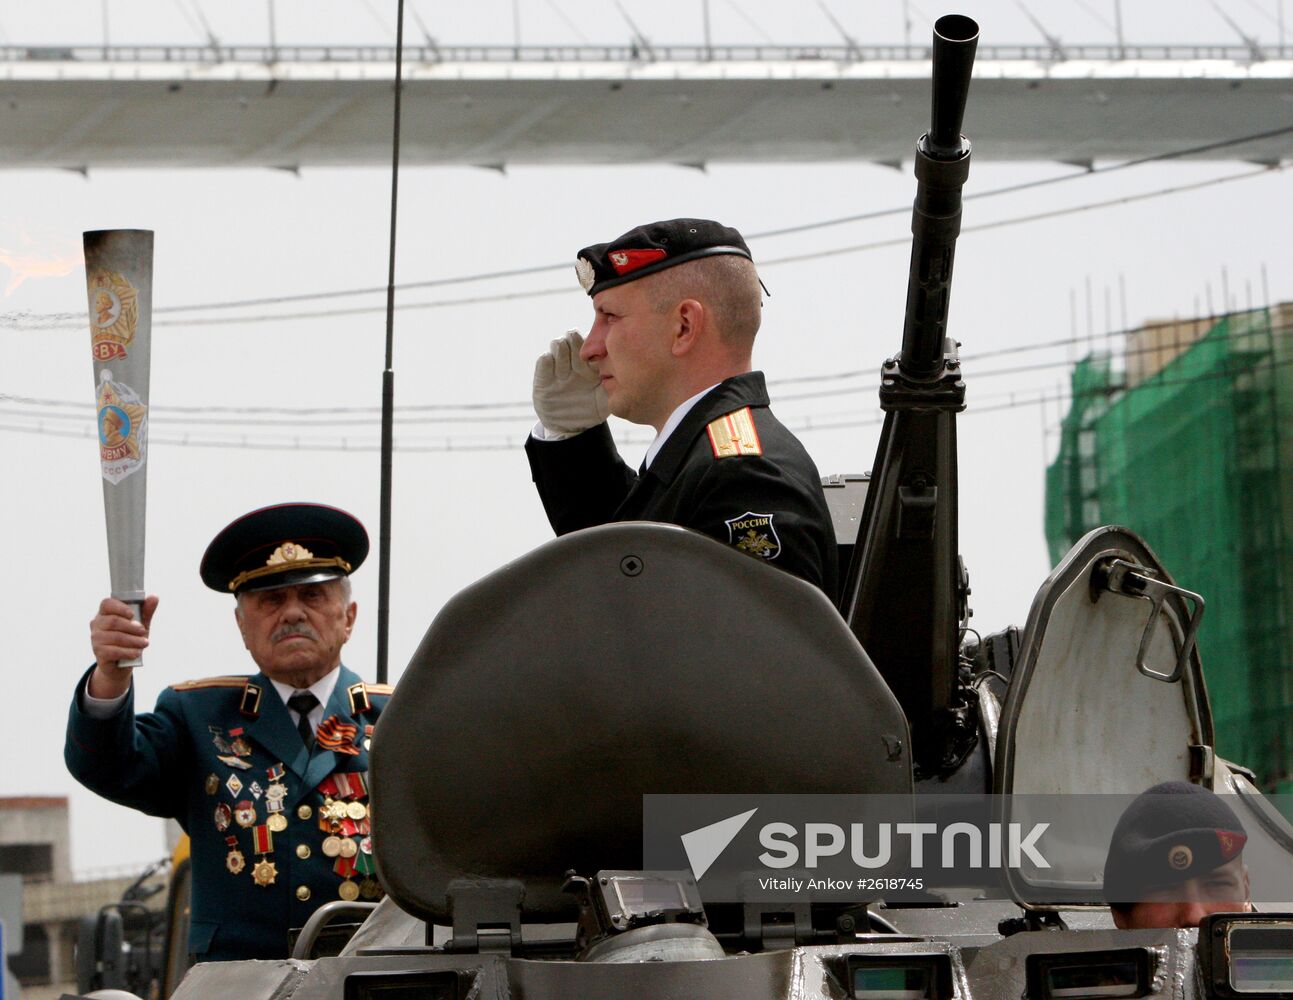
[841,15,978,778]
[928,15,979,158]
[899,14,978,378]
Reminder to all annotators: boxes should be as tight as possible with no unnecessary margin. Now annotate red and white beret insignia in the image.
[608,248,667,275]
[1216,829,1247,859]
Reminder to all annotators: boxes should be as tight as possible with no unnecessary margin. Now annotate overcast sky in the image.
[3,0,1291,874]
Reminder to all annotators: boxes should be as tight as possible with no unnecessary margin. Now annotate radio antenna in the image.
[376,0,406,685]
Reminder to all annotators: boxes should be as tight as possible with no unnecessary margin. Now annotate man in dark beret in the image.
[526,218,838,596]
[1104,781,1252,929]
[65,502,392,962]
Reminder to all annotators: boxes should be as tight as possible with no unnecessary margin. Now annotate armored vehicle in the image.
[89,13,1293,1000]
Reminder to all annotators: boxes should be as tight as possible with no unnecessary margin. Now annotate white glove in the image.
[532,329,611,436]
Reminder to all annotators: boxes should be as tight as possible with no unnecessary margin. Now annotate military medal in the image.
[346,801,367,821]
[230,737,252,757]
[334,853,359,899]
[252,859,278,886]
[225,774,244,798]
[235,800,257,828]
[225,836,246,875]
[354,839,375,877]
[214,802,232,831]
[267,813,288,833]
[322,835,343,858]
[249,781,264,800]
[251,824,277,886]
[338,837,358,859]
[205,773,219,795]
[210,728,234,754]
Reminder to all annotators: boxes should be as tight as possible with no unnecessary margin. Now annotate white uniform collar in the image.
[643,383,721,471]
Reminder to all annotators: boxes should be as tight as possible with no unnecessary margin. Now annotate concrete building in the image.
[0,796,165,994]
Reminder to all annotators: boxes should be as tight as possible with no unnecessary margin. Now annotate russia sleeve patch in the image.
[706,407,763,458]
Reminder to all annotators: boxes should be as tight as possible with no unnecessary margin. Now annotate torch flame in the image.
[0,245,83,295]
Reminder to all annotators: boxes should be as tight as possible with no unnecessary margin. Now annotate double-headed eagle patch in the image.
[725,511,781,561]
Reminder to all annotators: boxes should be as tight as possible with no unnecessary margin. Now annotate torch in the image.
[84,229,153,668]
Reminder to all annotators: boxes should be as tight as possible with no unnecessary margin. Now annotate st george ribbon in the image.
[84,229,153,668]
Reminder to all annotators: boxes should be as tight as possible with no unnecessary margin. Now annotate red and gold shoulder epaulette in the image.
[347,682,395,716]
[706,407,763,459]
[169,676,248,692]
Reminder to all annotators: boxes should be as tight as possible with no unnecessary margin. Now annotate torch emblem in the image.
[87,269,139,361]
[96,369,148,485]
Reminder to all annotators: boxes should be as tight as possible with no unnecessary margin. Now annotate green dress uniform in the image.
[65,664,391,961]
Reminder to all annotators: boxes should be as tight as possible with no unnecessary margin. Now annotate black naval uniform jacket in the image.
[525,371,838,597]
[65,663,390,962]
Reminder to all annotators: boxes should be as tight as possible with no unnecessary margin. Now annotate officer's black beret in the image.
[1103,781,1247,905]
[200,502,369,594]
[574,218,752,297]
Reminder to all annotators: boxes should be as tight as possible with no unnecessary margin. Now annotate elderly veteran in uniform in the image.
[1104,780,1252,929]
[65,502,392,963]
[526,218,838,596]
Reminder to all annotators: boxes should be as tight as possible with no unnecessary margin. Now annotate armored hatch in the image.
[369,521,912,934]
[995,525,1214,906]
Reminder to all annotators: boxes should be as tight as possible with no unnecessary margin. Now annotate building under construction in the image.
[1045,302,1293,793]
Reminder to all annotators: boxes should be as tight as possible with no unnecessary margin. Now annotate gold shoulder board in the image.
[706,407,763,459]
[170,676,248,692]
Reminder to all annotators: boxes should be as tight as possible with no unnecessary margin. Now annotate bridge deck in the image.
[1,46,1290,168]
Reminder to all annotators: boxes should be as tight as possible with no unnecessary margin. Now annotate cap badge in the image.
[227,543,352,592]
[1168,844,1193,870]
[575,256,596,292]
[1216,829,1246,858]
[268,541,313,566]
[607,247,667,275]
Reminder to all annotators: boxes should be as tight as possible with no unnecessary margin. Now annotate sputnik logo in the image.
[680,808,758,880]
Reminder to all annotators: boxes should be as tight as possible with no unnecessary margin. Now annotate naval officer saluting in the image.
[66,502,392,962]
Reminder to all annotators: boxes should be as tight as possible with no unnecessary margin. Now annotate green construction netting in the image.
[1045,310,1293,788]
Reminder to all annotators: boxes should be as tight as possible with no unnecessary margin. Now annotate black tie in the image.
[287,691,319,751]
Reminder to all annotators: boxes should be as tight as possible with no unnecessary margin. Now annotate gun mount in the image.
[839,13,979,779]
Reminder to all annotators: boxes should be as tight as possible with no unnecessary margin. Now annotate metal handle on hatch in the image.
[1093,557,1205,683]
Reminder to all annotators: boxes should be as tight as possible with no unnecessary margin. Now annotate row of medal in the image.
[319,772,382,901]
[205,747,382,900]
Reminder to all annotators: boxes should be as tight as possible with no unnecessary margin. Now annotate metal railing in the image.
[1,42,1288,66]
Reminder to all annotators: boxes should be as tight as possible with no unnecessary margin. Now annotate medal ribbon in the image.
[316,716,360,755]
[333,856,358,878]
[253,824,274,855]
